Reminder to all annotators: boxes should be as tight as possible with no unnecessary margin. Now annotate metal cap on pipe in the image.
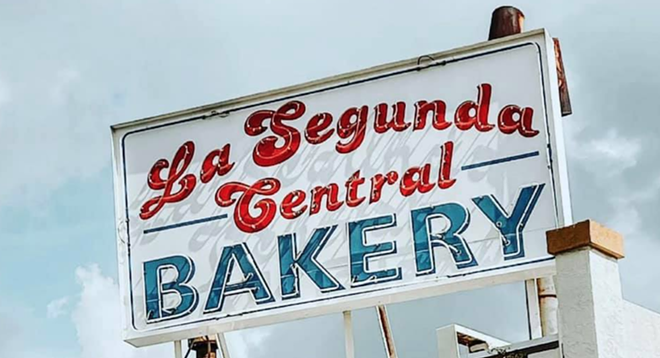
[489,6,525,40]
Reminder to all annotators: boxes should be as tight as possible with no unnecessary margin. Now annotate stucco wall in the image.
[623,301,660,357]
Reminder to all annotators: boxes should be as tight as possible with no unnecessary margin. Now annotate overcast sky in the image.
[1,1,659,357]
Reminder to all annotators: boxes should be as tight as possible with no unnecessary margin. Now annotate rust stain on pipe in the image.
[376,305,398,358]
[553,38,573,116]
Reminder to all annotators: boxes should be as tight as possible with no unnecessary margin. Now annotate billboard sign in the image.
[111,30,571,346]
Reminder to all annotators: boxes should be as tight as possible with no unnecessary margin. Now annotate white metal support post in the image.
[525,279,543,339]
[343,311,355,358]
[215,333,231,358]
[174,340,183,358]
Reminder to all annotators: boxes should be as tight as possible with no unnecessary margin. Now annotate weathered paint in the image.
[111,29,571,347]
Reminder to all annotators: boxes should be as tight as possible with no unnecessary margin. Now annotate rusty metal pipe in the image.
[488,5,561,337]
[537,277,559,335]
[489,6,572,116]
[376,305,398,358]
[553,38,573,116]
[489,6,525,40]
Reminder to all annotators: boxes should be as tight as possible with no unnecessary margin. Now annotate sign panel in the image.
[111,30,571,346]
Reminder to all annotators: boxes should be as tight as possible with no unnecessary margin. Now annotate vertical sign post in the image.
[488,5,573,339]
[344,311,355,358]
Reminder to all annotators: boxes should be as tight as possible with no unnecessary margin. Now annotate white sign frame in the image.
[111,29,572,347]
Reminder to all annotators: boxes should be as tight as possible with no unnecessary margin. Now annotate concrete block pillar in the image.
[546,220,625,358]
